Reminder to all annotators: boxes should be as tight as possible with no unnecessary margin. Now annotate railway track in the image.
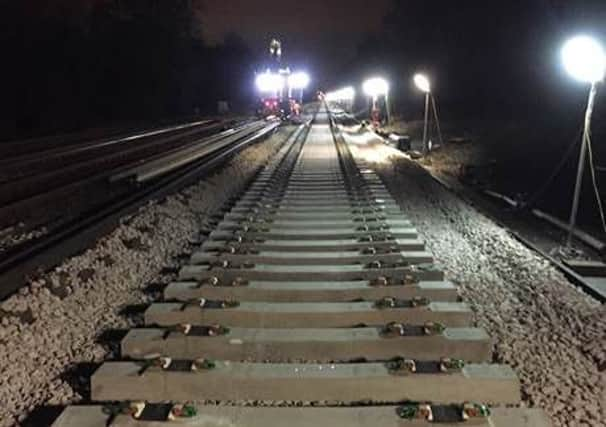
[51,106,551,426]
[0,118,279,299]
[0,119,262,229]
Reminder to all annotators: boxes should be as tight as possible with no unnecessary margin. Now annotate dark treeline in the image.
[343,0,606,124]
[0,1,255,141]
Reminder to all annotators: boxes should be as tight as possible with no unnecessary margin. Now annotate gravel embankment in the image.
[347,134,606,427]
[0,127,292,427]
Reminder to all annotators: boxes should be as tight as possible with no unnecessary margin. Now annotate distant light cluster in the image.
[255,70,310,94]
[325,87,355,102]
[255,72,285,93]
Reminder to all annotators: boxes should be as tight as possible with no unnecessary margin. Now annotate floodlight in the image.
[560,35,606,247]
[255,72,285,93]
[326,87,355,102]
[340,86,355,101]
[562,35,606,83]
[288,72,310,90]
[414,74,431,93]
[325,91,338,102]
[362,77,389,97]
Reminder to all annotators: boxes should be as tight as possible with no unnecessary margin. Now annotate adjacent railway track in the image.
[51,106,551,426]
[0,118,280,299]
[0,119,258,229]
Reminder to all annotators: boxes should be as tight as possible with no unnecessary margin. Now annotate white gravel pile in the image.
[348,137,606,427]
[0,127,290,427]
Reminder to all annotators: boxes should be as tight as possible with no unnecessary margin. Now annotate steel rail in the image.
[0,120,233,187]
[0,120,283,300]
[0,118,226,162]
[0,121,260,228]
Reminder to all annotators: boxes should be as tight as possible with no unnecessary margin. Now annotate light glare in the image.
[340,87,356,101]
[288,72,311,90]
[414,74,431,93]
[362,77,389,97]
[326,86,355,102]
[255,72,285,93]
[562,36,606,83]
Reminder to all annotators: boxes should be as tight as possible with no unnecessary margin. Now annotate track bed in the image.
[52,107,550,426]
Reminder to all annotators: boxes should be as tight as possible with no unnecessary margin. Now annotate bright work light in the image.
[414,74,431,93]
[288,72,310,90]
[362,77,389,97]
[340,86,355,101]
[255,72,284,93]
[326,86,355,102]
[562,35,606,83]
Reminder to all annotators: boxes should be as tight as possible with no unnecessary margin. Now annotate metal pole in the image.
[385,93,391,125]
[422,92,430,154]
[430,94,444,146]
[566,82,598,247]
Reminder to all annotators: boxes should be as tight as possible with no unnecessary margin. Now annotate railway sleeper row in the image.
[121,325,492,362]
[55,405,550,427]
[162,279,459,302]
[53,112,550,426]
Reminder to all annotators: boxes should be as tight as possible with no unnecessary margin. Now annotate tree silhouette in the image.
[0,0,254,141]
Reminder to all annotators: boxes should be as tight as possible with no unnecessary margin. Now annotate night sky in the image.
[29,0,392,86]
[30,0,391,75]
[200,0,391,84]
[202,0,391,44]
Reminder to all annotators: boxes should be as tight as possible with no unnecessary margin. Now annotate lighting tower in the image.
[362,77,390,124]
[413,74,431,153]
[561,35,606,247]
